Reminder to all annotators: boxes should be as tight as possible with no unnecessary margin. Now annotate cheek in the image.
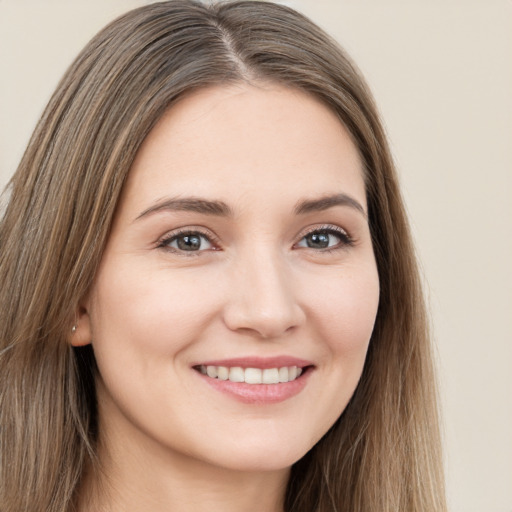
[86,265,220,424]
[309,263,380,358]
[284,264,379,448]
[88,262,226,361]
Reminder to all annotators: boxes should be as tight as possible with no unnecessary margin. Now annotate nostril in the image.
[223,302,305,340]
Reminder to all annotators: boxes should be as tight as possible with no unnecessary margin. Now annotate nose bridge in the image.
[223,244,304,338]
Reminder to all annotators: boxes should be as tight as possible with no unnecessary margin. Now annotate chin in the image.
[197,433,318,473]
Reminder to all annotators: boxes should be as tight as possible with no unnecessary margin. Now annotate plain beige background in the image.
[1,1,511,511]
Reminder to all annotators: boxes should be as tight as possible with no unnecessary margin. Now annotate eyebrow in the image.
[135,197,233,221]
[294,193,367,218]
[135,192,367,222]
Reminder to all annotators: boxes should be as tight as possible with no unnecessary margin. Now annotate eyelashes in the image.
[294,225,353,251]
[157,228,220,255]
[157,224,355,256]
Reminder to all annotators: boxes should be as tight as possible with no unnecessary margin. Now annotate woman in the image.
[0,1,446,511]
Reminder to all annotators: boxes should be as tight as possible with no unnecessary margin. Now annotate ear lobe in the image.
[69,305,93,347]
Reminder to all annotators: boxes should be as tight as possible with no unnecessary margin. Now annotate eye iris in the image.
[177,234,201,251]
[307,232,331,249]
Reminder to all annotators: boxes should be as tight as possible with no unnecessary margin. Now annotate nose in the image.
[222,249,305,339]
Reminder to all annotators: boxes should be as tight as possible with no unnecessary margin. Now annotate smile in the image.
[193,357,313,404]
[197,365,303,384]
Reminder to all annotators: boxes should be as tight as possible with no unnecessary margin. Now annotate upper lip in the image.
[193,356,314,369]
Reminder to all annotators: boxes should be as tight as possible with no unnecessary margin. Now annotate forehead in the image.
[121,83,366,217]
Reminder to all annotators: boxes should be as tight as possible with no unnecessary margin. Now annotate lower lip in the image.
[196,368,312,404]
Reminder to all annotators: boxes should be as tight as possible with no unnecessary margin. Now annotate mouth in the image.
[192,357,314,404]
[194,364,309,384]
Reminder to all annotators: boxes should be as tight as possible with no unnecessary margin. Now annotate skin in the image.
[73,83,380,512]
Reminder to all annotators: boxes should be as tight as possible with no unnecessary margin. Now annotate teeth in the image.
[262,368,279,384]
[217,366,229,381]
[245,368,262,384]
[199,365,304,384]
[228,367,244,383]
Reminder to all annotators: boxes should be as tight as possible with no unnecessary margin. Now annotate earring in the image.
[71,325,77,333]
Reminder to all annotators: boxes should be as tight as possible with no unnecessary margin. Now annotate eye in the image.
[160,230,214,252]
[295,227,352,250]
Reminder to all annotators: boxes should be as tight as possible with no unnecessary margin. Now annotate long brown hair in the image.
[0,1,446,511]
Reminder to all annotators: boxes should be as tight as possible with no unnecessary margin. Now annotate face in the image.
[77,83,379,474]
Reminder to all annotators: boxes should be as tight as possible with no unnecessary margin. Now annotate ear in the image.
[69,302,93,347]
